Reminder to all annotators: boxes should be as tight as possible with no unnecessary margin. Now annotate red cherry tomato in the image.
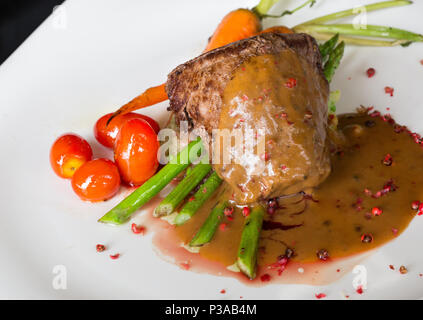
[114,118,160,186]
[50,134,93,179]
[94,112,160,148]
[71,158,121,202]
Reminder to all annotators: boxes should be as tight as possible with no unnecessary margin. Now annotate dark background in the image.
[0,0,64,65]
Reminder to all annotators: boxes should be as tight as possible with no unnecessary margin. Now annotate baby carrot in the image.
[204,8,261,52]
[108,0,282,122]
[107,83,167,125]
[259,25,294,35]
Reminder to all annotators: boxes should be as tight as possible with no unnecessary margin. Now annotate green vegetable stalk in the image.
[296,24,423,43]
[175,172,223,226]
[254,0,316,19]
[298,0,413,26]
[236,206,265,279]
[189,199,228,247]
[154,164,212,217]
[319,33,339,62]
[323,40,345,83]
[294,1,422,46]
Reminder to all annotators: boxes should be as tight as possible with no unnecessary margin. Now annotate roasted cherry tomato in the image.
[94,112,160,148]
[114,118,160,186]
[50,134,93,179]
[71,158,121,202]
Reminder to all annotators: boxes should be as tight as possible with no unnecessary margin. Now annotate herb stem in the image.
[295,23,423,42]
[297,0,413,26]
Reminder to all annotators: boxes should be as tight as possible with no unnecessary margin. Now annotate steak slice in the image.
[166,32,328,135]
[166,32,330,203]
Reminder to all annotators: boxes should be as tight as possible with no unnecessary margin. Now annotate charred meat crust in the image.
[166,33,328,134]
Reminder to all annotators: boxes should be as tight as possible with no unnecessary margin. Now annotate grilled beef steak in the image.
[166,33,331,203]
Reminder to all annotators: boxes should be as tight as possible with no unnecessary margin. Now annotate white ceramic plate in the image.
[0,0,422,299]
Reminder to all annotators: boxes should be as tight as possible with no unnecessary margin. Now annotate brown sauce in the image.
[213,52,330,204]
[141,112,422,285]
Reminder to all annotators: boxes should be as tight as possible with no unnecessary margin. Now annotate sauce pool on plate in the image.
[140,111,423,285]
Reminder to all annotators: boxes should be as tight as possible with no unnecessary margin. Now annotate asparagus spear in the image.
[189,199,228,247]
[319,33,339,63]
[175,172,223,226]
[237,206,265,279]
[324,41,345,83]
[154,164,212,217]
[99,139,202,225]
